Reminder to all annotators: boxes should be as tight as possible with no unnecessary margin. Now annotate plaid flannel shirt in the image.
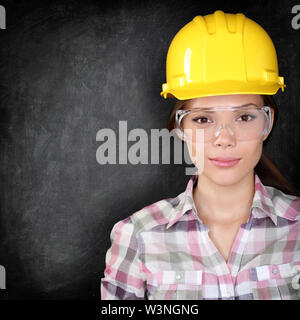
[101,172,300,300]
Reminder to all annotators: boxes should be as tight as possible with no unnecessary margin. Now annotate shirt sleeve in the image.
[100,216,146,300]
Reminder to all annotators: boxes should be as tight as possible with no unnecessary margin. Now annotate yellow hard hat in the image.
[160,10,286,100]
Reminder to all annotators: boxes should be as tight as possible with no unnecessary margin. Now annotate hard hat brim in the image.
[160,81,285,100]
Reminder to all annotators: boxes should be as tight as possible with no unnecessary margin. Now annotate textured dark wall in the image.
[0,0,299,299]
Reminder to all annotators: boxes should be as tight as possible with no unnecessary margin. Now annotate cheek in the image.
[184,140,204,168]
[237,141,263,166]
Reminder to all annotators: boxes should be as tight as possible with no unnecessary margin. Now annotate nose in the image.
[213,124,236,148]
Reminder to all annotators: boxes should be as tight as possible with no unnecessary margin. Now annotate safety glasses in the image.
[175,104,272,142]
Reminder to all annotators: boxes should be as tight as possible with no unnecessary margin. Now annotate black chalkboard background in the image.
[0,0,299,300]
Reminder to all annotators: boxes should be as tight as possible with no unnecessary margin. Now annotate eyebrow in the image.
[187,103,260,113]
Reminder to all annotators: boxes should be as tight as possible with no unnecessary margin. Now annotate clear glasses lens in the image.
[176,106,271,142]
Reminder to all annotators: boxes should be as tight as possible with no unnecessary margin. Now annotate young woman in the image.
[101,10,300,300]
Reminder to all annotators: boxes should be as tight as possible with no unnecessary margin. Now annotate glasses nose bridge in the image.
[214,123,235,140]
[213,111,236,139]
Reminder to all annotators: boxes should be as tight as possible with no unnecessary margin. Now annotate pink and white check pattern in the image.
[101,172,300,300]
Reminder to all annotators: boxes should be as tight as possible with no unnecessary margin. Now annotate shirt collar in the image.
[166,171,279,229]
[166,172,199,230]
[167,172,198,229]
[251,173,278,226]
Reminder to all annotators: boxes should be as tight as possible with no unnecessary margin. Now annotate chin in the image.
[201,169,244,186]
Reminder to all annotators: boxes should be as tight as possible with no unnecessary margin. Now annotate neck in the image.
[193,171,255,226]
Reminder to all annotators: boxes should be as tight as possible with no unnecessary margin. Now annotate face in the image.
[181,94,274,186]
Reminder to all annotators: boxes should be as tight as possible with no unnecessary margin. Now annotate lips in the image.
[209,157,241,168]
[209,157,241,161]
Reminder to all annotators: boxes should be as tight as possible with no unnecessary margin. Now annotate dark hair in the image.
[167,95,296,196]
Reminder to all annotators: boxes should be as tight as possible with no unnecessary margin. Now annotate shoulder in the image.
[265,185,300,221]
[130,196,181,232]
[111,194,182,237]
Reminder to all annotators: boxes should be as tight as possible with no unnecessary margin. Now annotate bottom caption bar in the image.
[0,300,296,319]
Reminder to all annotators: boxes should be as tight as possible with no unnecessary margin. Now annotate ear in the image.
[262,108,274,141]
[175,128,186,141]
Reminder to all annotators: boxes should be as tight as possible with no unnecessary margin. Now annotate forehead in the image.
[184,94,264,109]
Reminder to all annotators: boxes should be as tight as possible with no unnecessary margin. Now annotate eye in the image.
[237,114,256,122]
[192,117,212,124]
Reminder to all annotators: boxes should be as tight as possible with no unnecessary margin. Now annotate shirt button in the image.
[272,268,278,275]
